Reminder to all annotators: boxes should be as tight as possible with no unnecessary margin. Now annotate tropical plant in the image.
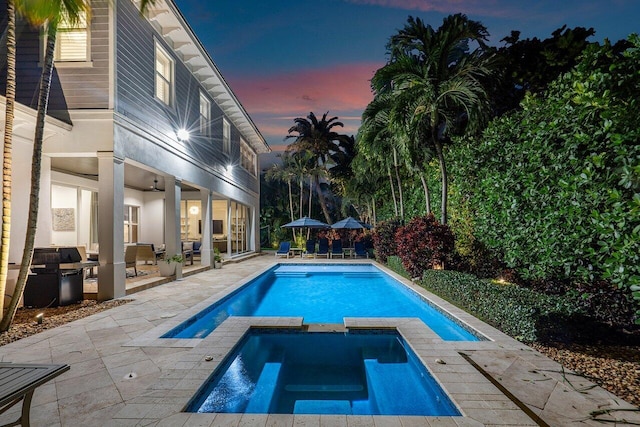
[285,112,352,224]
[395,214,455,278]
[372,218,403,263]
[449,36,640,323]
[372,14,495,224]
[0,0,158,331]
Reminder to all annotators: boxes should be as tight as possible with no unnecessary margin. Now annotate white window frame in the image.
[222,118,231,155]
[199,91,211,137]
[154,41,174,106]
[124,205,140,244]
[240,138,256,176]
[54,11,90,62]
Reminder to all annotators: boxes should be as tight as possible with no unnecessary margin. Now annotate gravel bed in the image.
[0,300,638,408]
[530,342,640,406]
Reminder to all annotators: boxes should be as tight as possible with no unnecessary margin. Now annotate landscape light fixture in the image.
[176,128,190,142]
[36,313,44,324]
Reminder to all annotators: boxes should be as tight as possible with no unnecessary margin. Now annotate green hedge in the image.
[386,256,410,279]
[419,270,582,342]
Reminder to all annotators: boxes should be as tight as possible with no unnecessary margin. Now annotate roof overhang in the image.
[134,0,271,154]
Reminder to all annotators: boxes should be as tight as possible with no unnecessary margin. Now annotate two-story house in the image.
[0,0,270,302]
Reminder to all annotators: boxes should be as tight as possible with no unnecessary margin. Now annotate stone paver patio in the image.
[0,254,638,426]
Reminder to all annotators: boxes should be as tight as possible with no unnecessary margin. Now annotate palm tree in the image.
[373,14,495,224]
[265,159,296,239]
[358,94,408,218]
[285,112,351,224]
[1,0,158,331]
[0,0,17,319]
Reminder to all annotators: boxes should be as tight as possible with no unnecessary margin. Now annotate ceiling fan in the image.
[150,178,164,192]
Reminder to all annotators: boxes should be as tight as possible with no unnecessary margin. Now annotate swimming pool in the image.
[163,263,480,341]
[186,328,461,416]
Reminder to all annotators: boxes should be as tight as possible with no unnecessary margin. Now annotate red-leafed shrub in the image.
[372,218,403,263]
[395,214,455,278]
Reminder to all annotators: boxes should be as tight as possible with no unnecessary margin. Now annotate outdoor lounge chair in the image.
[316,238,330,258]
[354,241,369,258]
[330,239,344,258]
[304,239,316,257]
[124,245,138,276]
[275,241,291,258]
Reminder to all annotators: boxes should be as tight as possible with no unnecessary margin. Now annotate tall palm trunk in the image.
[392,148,404,218]
[387,166,398,217]
[434,140,448,224]
[287,179,296,241]
[0,21,57,332]
[307,176,313,240]
[315,178,332,225]
[419,172,431,214]
[0,0,16,320]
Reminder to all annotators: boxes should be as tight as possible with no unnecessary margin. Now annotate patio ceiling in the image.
[51,157,197,192]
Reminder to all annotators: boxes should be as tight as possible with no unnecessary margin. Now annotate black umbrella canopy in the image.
[281,217,330,229]
[331,217,368,229]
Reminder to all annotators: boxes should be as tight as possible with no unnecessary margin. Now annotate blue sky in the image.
[173,0,640,167]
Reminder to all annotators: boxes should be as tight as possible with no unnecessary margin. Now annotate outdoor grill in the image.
[23,247,85,308]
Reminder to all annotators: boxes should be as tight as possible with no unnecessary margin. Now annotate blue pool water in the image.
[163,264,479,341]
[187,329,461,416]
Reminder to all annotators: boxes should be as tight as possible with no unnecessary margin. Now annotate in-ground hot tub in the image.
[186,328,461,416]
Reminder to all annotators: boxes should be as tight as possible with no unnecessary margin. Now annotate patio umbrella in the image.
[331,217,371,247]
[281,217,330,243]
[281,217,330,229]
[330,216,367,229]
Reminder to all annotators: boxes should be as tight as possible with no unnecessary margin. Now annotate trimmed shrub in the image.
[419,270,582,342]
[372,218,402,263]
[386,255,410,279]
[395,214,455,278]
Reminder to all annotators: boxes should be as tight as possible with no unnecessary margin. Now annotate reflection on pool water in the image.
[186,328,461,416]
[163,263,480,341]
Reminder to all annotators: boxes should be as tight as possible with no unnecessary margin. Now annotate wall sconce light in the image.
[176,128,190,142]
[35,313,44,325]
[225,164,233,173]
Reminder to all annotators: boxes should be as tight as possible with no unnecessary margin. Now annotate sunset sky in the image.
[173,0,640,168]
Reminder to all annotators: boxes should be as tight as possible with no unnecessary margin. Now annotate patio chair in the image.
[275,241,291,258]
[330,239,344,259]
[124,245,138,276]
[316,238,330,258]
[303,239,316,258]
[182,241,194,265]
[353,241,369,258]
[136,244,156,265]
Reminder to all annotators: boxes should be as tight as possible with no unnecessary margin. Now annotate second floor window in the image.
[55,11,88,61]
[199,92,211,136]
[155,43,173,106]
[223,118,231,155]
[240,138,256,175]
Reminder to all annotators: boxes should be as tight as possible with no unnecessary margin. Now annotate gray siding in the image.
[114,0,259,195]
[54,0,110,109]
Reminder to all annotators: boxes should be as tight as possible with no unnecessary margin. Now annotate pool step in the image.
[293,399,352,414]
[245,362,283,413]
[285,384,363,392]
[273,271,310,278]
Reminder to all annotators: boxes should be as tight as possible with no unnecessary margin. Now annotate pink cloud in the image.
[228,63,379,142]
[228,62,381,116]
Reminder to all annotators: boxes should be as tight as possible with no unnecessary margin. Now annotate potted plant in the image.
[159,254,183,277]
[213,247,222,269]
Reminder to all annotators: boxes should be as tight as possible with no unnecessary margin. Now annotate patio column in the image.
[97,152,125,301]
[226,199,232,256]
[200,189,212,267]
[164,176,182,278]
